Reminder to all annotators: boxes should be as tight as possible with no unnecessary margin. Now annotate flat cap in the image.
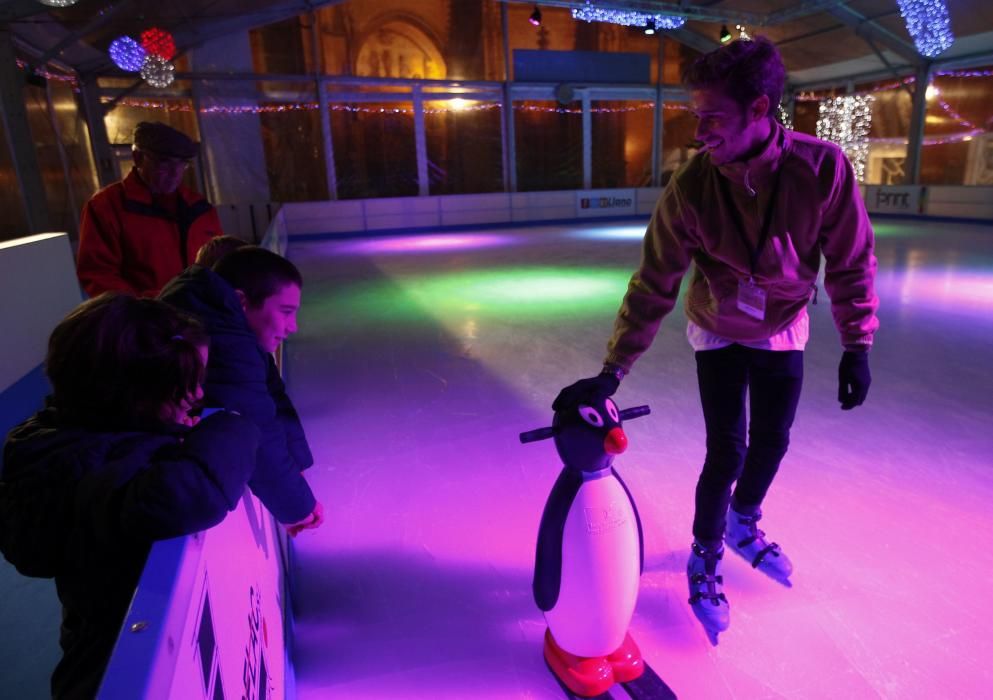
[132,121,199,160]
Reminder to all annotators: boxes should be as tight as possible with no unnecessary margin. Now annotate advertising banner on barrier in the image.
[864,186,925,215]
[576,189,637,217]
[100,491,288,700]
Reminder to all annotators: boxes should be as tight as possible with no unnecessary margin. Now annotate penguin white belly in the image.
[544,473,640,657]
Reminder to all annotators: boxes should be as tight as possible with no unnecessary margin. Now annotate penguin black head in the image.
[551,396,627,473]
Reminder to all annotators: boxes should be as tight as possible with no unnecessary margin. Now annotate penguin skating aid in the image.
[521,400,676,699]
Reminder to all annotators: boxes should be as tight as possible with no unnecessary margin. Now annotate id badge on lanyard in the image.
[724,167,782,323]
[737,277,767,320]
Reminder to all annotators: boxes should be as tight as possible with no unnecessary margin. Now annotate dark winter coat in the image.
[0,409,259,699]
[158,266,317,523]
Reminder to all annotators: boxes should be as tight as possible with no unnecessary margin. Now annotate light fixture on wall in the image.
[529,5,542,27]
[719,25,732,43]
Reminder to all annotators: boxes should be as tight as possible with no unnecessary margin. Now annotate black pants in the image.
[692,344,804,547]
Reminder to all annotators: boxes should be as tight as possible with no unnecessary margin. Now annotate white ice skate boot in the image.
[725,507,793,584]
[687,541,730,634]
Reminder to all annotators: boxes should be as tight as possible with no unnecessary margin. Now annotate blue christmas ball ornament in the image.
[110,37,147,73]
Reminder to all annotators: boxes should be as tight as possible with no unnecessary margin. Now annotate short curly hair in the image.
[46,294,209,429]
[682,36,786,118]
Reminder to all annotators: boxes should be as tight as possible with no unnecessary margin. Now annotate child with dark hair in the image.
[554,37,878,638]
[159,247,323,536]
[0,294,260,698]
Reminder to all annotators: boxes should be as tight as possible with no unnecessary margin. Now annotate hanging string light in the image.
[777,103,793,130]
[140,28,176,61]
[817,95,874,181]
[110,97,665,117]
[35,1,81,6]
[571,1,686,31]
[735,24,751,40]
[896,0,954,58]
[109,36,148,72]
[141,55,176,88]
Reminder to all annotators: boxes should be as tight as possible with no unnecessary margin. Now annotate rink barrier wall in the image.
[0,232,82,696]
[279,185,992,239]
[281,188,662,238]
[861,185,993,223]
[99,493,292,700]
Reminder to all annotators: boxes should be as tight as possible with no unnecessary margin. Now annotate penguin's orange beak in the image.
[604,427,628,455]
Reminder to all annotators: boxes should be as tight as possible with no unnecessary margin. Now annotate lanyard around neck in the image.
[718,166,782,277]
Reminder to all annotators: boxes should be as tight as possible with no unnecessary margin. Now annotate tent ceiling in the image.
[4,0,993,87]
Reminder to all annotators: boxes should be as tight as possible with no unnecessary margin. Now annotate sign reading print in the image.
[865,186,924,214]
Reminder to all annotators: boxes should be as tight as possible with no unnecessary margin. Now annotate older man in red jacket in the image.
[76,121,222,297]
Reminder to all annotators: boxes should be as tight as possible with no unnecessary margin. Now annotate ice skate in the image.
[687,541,730,636]
[725,507,793,584]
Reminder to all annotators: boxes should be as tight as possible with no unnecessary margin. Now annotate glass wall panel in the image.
[515,101,582,191]
[922,70,993,185]
[195,80,272,204]
[592,101,654,188]
[661,104,697,185]
[865,85,912,185]
[49,82,98,230]
[331,101,417,199]
[0,110,29,242]
[23,83,81,236]
[425,99,503,195]
[257,83,329,202]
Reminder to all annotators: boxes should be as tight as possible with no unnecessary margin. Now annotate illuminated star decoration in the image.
[816,95,874,182]
[896,0,954,57]
[570,1,686,31]
[109,36,147,72]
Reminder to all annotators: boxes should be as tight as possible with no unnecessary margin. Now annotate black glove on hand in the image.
[552,372,620,412]
[838,350,871,410]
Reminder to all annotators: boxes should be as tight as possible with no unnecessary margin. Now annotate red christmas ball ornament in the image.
[141,28,176,61]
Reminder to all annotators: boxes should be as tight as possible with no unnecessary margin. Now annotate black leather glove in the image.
[552,371,620,411]
[838,350,871,410]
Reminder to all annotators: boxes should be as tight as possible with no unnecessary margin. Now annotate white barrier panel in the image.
[281,188,663,238]
[924,185,993,220]
[575,188,638,217]
[0,232,81,392]
[100,491,289,700]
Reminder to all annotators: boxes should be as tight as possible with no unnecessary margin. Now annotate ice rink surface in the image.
[286,217,993,700]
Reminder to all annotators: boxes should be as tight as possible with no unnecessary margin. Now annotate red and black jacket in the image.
[76,169,222,297]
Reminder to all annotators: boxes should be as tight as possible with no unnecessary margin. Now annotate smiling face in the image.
[691,88,773,165]
[239,282,301,353]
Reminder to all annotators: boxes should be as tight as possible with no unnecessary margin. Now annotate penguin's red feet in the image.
[543,628,614,697]
[606,631,644,683]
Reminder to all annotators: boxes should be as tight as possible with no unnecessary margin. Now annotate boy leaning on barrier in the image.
[0,294,260,698]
